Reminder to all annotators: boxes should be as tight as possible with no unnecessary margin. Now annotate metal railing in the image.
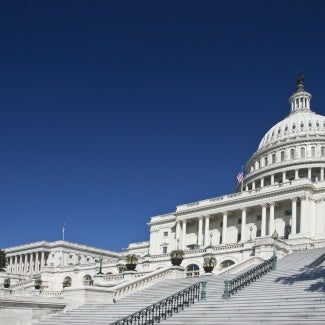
[110,281,207,325]
[223,256,276,299]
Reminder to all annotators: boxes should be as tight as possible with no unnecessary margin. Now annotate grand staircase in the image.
[162,248,325,325]
[34,248,325,325]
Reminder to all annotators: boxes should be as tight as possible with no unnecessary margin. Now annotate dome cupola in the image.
[289,72,312,113]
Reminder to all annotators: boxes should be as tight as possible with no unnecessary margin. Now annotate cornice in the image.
[174,180,316,220]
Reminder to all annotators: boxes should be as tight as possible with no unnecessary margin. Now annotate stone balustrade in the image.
[0,288,63,297]
[216,256,264,275]
[113,266,184,300]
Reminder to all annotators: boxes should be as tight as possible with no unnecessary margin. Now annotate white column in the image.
[321,168,324,181]
[300,196,308,234]
[198,217,203,246]
[182,220,187,250]
[8,256,12,273]
[176,221,181,243]
[245,185,249,191]
[252,181,255,190]
[282,171,286,182]
[204,215,210,246]
[261,178,264,187]
[41,251,45,269]
[295,169,299,179]
[271,174,275,185]
[261,204,267,237]
[308,168,312,180]
[269,202,275,235]
[241,208,247,242]
[291,198,297,235]
[29,253,32,273]
[17,255,22,273]
[222,212,228,244]
[35,252,39,272]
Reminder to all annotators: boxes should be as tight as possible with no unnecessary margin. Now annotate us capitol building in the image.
[2,75,325,293]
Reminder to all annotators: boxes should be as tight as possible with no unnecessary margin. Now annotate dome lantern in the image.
[289,72,312,113]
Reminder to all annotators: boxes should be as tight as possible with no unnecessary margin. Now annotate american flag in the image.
[237,172,244,183]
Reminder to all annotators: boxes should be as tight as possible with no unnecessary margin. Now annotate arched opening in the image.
[185,264,200,277]
[83,274,93,286]
[63,276,72,288]
[219,260,235,271]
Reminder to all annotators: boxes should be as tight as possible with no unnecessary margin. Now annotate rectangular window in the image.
[256,229,261,237]
[163,231,168,237]
[237,233,241,242]
[272,153,276,163]
[220,222,223,228]
[257,215,262,221]
[238,219,242,224]
[162,247,167,254]
[285,210,292,216]
[281,151,285,161]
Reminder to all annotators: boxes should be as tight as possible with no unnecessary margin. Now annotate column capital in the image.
[260,203,267,208]
[241,207,247,212]
[198,216,203,220]
[203,214,210,219]
[291,197,298,203]
[222,211,228,216]
[268,202,275,207]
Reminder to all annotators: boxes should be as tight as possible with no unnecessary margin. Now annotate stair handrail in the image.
[307,252,325,268]
[223,256,275,299]
[110,281,207,325]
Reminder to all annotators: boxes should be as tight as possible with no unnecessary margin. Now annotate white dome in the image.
[258,78,325,151]
[258,110,325,151]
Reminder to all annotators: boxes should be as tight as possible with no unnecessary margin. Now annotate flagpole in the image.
[241,165,244,192]
[62,223,65,241]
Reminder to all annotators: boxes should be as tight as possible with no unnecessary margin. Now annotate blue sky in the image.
[1,1,325,251]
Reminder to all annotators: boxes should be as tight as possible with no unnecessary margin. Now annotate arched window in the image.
[311,146,316,157]
[219,260,235,270]
[321,147,325,157]
[272,153,276,163]
[300,147,306,158]
[290,148,295,159]
[185,264,200,277]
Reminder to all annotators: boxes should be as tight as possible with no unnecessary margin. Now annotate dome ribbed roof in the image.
[258,111,325,150]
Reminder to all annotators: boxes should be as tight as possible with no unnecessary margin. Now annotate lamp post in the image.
[97,256,103,275]
[272,230,278,270]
